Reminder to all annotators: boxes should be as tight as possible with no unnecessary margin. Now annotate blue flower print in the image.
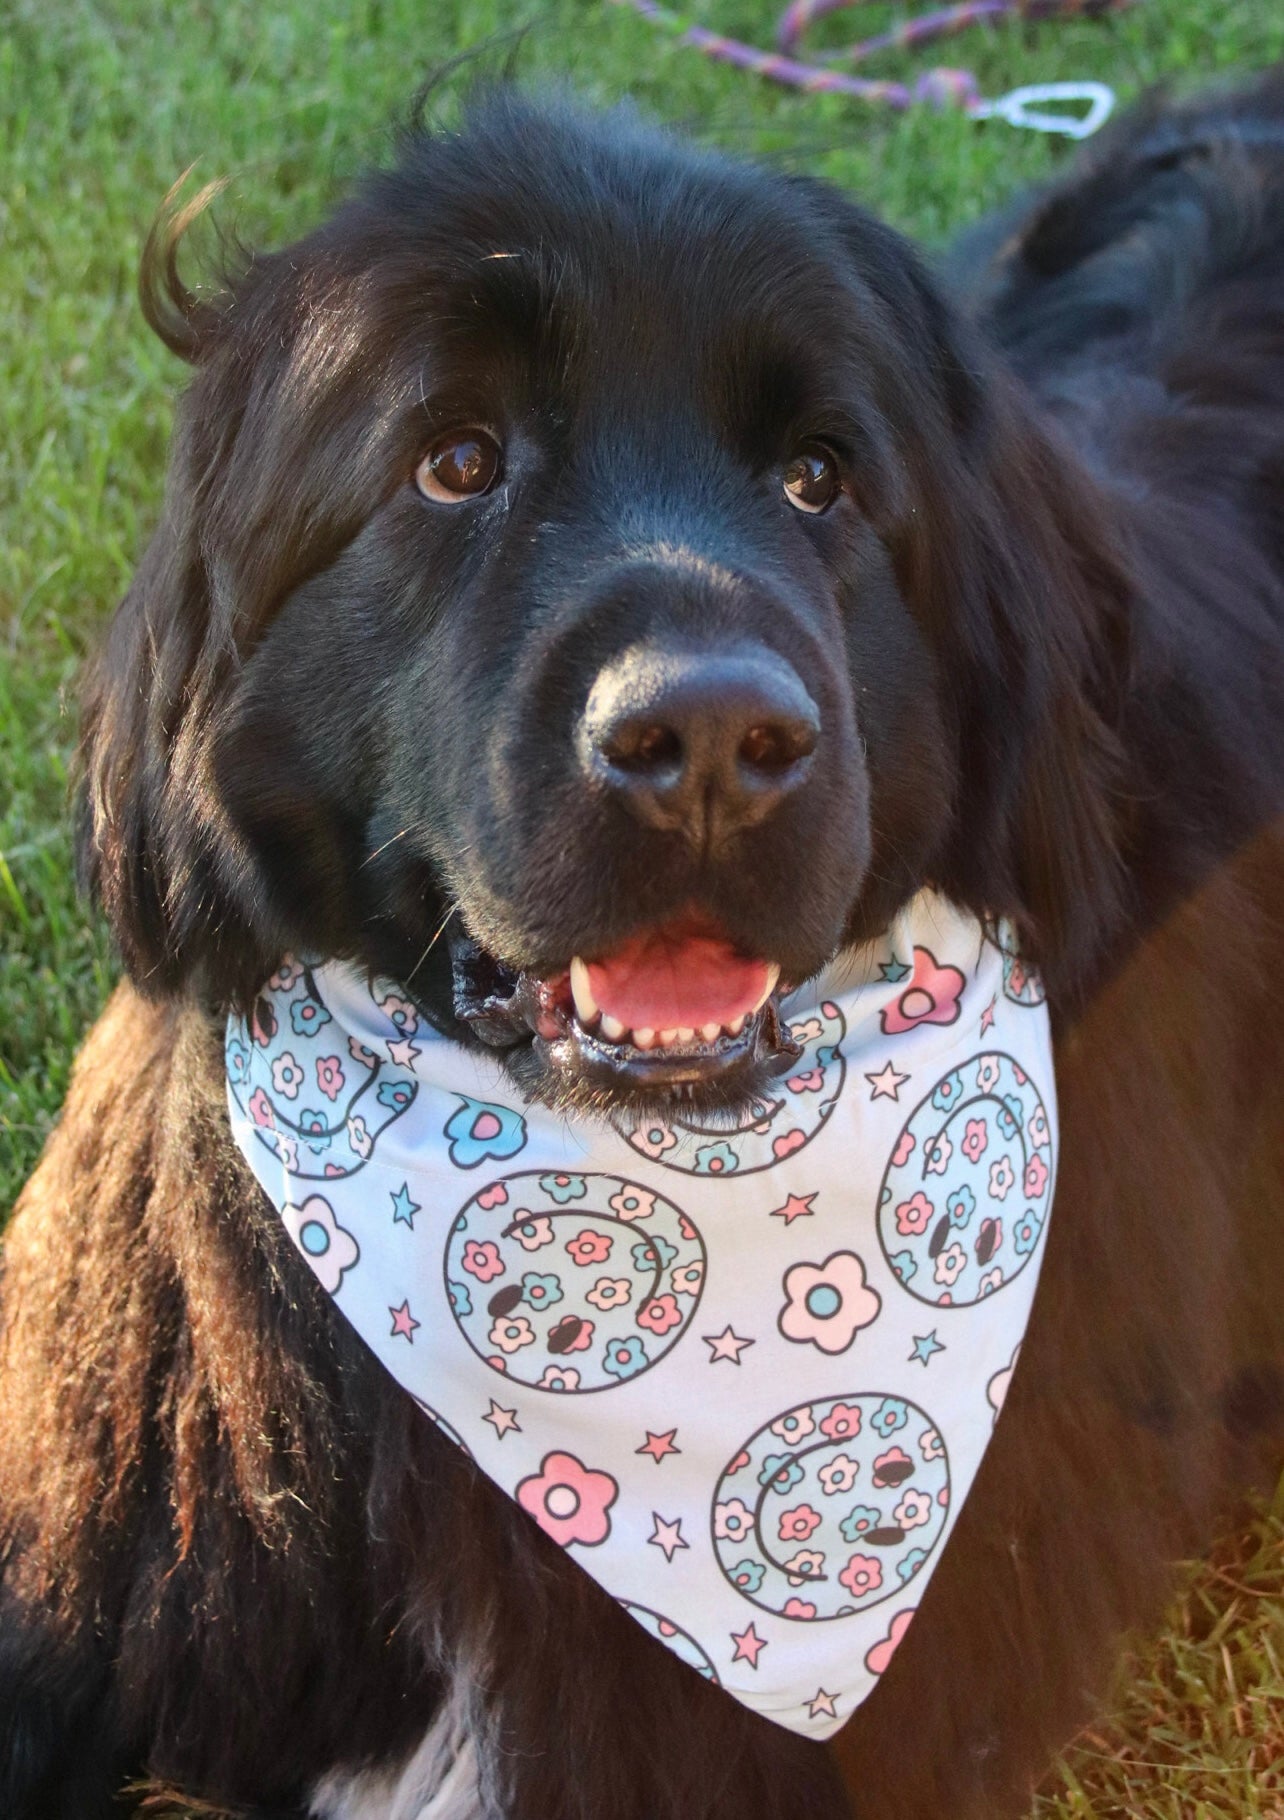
[447,1279,473,1318]
[290,997,332,1038]
[889,1249,918,1285]
[729,1559,767,1593]
[378,1079,417,1114]
[693,1140,739,1176]
[631,1234,678,1275]
[443,1096,525,1168]
[946,1184,976,1231]
[520,1270,564,1312]
[601,1334,649,1380]
[296,1109,332,1153]
[1014,1210,1042,1256]
[759,1452,805,1495]
[996,1093,1025,1139]
[897,1547,928,1584]
[226,1035,250,1085]
[931,1070,963,1113]
[839,1504,883,1543]
[539,1171,587,1204]
[871,1397,908,1438]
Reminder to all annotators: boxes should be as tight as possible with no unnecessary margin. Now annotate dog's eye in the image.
[415,430,503,503]
[783,444,840,515]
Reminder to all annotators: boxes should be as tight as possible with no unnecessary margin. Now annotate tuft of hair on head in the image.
[139,167,240,364]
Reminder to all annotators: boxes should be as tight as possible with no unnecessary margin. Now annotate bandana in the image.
[226,892,1055,1740]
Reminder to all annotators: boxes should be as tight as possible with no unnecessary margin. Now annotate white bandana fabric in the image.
[226,892,1055,1740]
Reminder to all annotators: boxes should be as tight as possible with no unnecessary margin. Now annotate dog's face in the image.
[82,95,1123,1112]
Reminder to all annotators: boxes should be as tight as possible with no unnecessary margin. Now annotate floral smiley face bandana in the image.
[226,891,1055,1740]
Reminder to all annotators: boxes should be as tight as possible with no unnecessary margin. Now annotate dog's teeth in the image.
[570,956,599,1024]
[600,1013,628,1042]
[675,1027,695,1044]
[658,1028,679,1046]
[700,1022,722,1042]
[633,1027,656,1049]
[726,1014,746,1036]
[750,963,782,1014]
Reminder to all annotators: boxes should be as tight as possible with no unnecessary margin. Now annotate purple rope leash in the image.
[610,0,1131,131]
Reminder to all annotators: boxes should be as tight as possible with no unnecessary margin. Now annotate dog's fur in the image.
[4,74,1284,1820]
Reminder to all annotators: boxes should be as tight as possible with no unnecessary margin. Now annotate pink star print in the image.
[730,1623,767,1668]
[482,1400,521,1438]
[704,1325,755,1365]
[389,1300,420,1341]
[864,1060,909,1101]
[648,1514,688,1561]
[980,997,997,1034]
[770,1192,817,1225]
[636,1429,681,1464]
[807,1688,838,1720]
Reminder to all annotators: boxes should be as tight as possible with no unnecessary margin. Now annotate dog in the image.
[3,71,1284,1820]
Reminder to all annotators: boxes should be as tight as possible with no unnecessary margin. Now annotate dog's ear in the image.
[795,177,1131,1000]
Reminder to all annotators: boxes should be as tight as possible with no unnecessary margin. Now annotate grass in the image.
[2,0,1283,1812]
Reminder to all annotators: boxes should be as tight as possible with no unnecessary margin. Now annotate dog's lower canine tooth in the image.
[600,1013,627,1042]
[570,956,599,1023]
[750,963,782,1014]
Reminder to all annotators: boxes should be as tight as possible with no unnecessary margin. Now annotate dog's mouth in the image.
[450,911,803,1101]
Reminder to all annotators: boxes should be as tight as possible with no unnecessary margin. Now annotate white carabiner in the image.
[970,80,1116,140]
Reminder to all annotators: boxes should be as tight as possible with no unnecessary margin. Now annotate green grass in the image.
[2,0,1283,1812]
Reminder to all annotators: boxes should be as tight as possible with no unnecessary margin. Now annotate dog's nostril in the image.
[738,720,816,774]
[604,722,684,775]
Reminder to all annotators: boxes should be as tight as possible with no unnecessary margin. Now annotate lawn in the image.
[2,0,1283,1813]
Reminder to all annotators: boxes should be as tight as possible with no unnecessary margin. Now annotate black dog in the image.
[3,74,1284,1820]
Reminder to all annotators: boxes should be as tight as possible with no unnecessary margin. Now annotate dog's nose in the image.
[579,644,820,850]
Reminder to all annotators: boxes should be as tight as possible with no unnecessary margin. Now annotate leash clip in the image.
[969,80,1116,140]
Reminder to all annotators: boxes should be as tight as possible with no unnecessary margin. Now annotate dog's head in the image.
[81,92,1126,1113]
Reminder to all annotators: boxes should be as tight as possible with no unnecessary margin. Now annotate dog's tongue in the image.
[584,918,772,1031]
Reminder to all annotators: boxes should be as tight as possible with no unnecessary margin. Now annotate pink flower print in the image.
[565,1230,613,1268]
[586,1276,632,1312]
[778,1504,822,1543]
[783,1548,826,1585]
[918,1427,945,1462]
[461,1240,504,1283]
[346,1115,372,1160]
[895,1191,934,1237]
[783,1597,818,1619]
[779,1252,881,1355]
[872,1446,912,1489]
[548,1314,595,1354]
[1024,1154,1050,1198]
[378,992,419,1037]
[769,1406,816,1446]
[714,1497,754,1543]
[517,1451,617,1548]
[1028,1105,1050,1148]
[248,1086,275,1129]
[988,1156,1015,1201]
[880,947,966,1035]
[348,1034,379,1069]
[923,1130,953,1175]
[670,1261,704,1298]
[725,1449,751,1476]
[489,1314,536,1354]
[609,1185,656,1222]
[513,1214,555,1252]
[786,1067,823,1094]
[891,1131,916,1168]
[818,1454,860,1496]
[819,1402,862,1442]
[838,1554,883,1600]
[315,1054,345,1102]
[976,1056,1002,1093]
[486,1354,508,1373]
[631,1120,678,1159]
[979,1266,1005,1296]
[636,1292,682,1335]
[933,1241,966,1287]
[789,1016,823,1043]
[271,1052,304,1100]
[893,1488,934,1531]
[268,955,302,992]
[962,1118,988,1163]
[865,1609,914,1676]
[538,1364,581,1391]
